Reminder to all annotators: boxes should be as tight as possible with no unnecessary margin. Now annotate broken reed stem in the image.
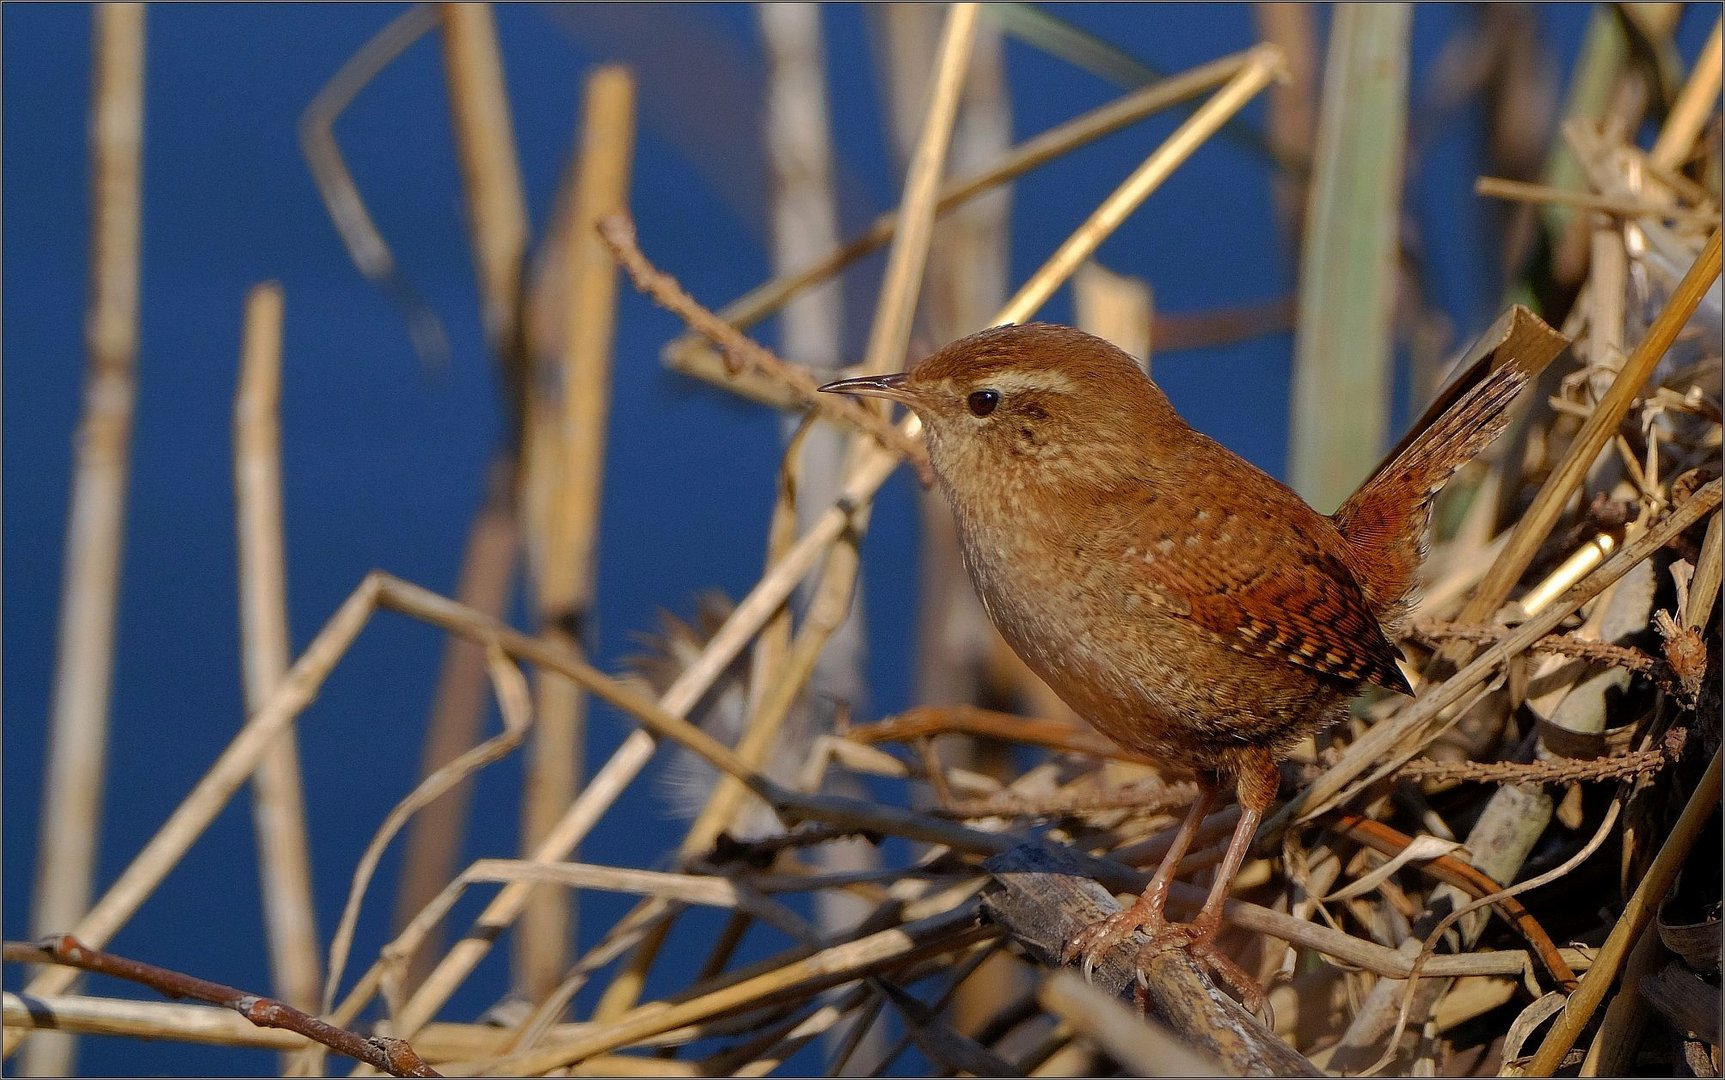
[1453,230,1721,635]
[4,937,440,1078]
[298,3,448,365]
[1526,747,1725,1076]
[234,283,323,1025]
[518,60,635,1007]
[437,1,529,350]
[24,8,145,1073]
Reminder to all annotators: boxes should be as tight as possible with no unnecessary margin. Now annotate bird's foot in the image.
[1134,917,1271,1025]
[1060,902,1159,982]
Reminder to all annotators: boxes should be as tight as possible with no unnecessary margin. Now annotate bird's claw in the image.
[1066,912,1270,1024]
[1060,907,1154,981]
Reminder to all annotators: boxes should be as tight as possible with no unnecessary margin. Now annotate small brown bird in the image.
[821,321,1550,1004]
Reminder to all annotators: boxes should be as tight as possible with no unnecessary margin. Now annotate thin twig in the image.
[4,937,440,1077]
[598,212,932,480]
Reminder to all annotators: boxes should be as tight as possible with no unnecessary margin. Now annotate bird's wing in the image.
[1122,512,1413,695]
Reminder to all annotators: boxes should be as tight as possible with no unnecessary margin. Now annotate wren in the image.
[821,321,1551,1004]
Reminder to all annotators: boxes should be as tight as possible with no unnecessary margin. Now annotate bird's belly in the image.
[961,536,1343,770]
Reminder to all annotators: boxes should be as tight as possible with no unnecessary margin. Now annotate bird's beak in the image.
[817,371,913,403]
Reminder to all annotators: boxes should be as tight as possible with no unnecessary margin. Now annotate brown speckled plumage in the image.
[820,321,1551,1004]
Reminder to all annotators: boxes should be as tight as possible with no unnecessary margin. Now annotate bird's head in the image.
[819,323,1179,496]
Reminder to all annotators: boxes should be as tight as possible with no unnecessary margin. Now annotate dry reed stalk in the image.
[299,3,448,365]
[1649,15,1723,173]
[24,9,145,1074]
[1475,175,1721,224]
[518,61,636,1006]
[591,2,978,1024]
[1074,261,1153,372]
[438,2,529,349]
[233,283,323,1029]
[875,5,1020,1042]
[1287,3,1410,512]
[1451,230,1720,637]
[0,992,682,1073]
[1526,748,1724,1075]
[394,7,533,977]
[1253,2,1319,244]
[1283,476,1721,825]
[667,44,1265,386]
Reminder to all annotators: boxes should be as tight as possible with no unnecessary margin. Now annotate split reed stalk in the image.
[23,7,145,1074]
[233,283,322,1027]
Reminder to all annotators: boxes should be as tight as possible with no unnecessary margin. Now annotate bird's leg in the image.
[1062,779,1219,978]
[1135,747,1278,1019]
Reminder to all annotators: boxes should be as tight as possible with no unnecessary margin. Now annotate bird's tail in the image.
[1333,306,1568,621]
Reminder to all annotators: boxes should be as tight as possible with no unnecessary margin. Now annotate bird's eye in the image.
[967,389,1000,417]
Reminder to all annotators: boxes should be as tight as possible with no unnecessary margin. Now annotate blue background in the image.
[3,4,1713,1074]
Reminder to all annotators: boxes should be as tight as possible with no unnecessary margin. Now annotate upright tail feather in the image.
[1333,306,1569,621]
